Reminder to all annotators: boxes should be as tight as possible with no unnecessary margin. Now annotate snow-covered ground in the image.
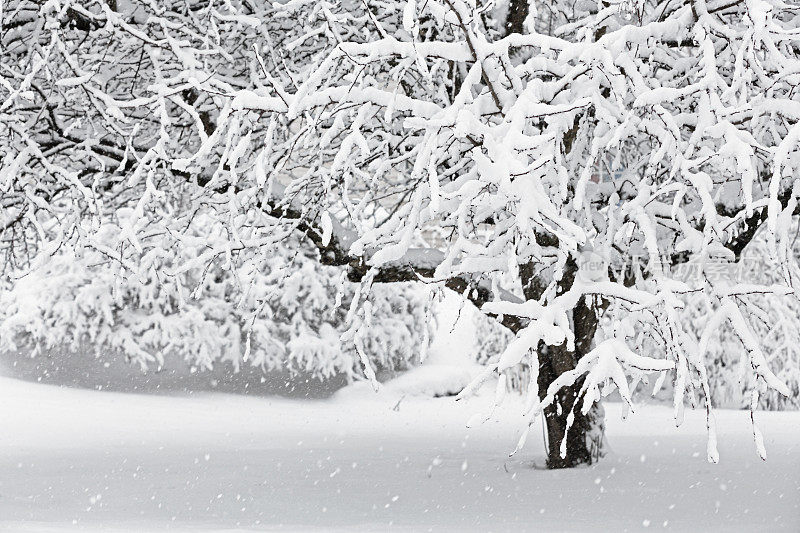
[0,375,797,532]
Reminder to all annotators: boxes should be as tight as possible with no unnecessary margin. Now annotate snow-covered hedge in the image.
[0,221,429,381]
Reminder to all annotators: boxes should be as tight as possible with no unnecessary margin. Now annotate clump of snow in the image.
[340,364,479,399]
[339,289,483,399]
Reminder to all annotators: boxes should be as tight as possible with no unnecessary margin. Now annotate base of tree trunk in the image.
[537,341,607,469]
[543,401,605,469]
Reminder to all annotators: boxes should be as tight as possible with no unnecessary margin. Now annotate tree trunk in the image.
[503,0,607,463]
[520,259,606,468]
[537,344,605,469]
[504,0,529,36]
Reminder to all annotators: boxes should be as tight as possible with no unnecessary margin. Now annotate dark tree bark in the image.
[520,257,605,468]
[537,343,605,468]
[504,0,529,36]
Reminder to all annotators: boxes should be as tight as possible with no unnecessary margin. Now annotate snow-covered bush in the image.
[473,310,532,393]
[474,310,513,366]
[0,219,429,381]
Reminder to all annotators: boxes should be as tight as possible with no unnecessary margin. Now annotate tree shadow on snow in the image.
[0,348,347,399]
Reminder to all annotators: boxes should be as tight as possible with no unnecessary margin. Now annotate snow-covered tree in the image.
[2,0,800,468]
